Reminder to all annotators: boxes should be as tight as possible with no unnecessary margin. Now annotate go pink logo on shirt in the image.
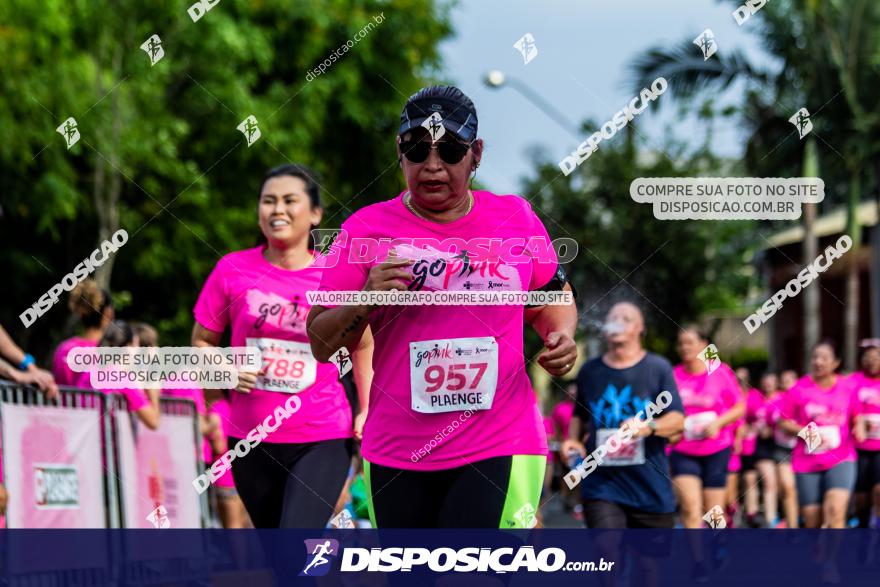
[246,289,308,334]
[311,229,577,268]
[413,342,453,368]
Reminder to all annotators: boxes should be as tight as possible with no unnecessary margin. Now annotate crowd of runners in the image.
[1,85,878,534]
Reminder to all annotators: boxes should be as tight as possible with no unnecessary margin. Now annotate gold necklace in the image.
[404,190,473,221]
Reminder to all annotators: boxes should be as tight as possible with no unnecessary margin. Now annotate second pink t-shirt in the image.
[780,374,858,473]
[672,363,742,456]
[849,371,880,452]
[53,336,98,387]
[194,246,352,444]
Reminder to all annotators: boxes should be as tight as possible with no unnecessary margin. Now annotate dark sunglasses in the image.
[399,139,473,164]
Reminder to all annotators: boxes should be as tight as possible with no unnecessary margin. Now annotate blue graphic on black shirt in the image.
[589,383,650,429]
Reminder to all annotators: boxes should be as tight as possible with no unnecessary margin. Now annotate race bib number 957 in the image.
[410,337,498,414]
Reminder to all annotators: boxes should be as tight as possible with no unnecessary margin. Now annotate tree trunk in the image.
[844,170,862,371]
[802,137,820,372]
[93,46,123,289]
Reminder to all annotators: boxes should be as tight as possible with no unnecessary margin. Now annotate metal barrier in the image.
[0,381,118,529]
[0,381,207,529]
[109,393,209,529]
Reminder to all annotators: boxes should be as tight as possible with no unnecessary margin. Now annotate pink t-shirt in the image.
[779,375,858,473]
[316,190,557,470]
[53,336,97,386]
[543,416,555,462]
[742,388,765,456]
[551,400,575,440]
[672,363,742,456]
[849,372,880,451]
[765,391,796,449]
[194,246,351,444]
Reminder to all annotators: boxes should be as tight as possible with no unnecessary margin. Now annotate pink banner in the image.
[116,412,202,529]
[1,403,105,528]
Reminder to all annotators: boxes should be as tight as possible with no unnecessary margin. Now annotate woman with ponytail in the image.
[52,279,114,386]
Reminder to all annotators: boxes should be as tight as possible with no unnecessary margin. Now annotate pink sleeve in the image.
[193,258,231,333]
[849,379,862,419]
[525,202,558,291]
[123,388,149,412]
[778,388,799,422]
[724,366,742,409]
[316,220,369,307]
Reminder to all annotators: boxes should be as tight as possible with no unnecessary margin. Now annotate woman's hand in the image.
[353,410,368,442]
[9,366,59,400]
[560,438,586,461]
[235,370,263,393]
[853,416,867,444]
[363,250,414,294]
[537,331,577,377]
[704,420,722,440]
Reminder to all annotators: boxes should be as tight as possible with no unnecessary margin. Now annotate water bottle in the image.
[567,448,584,470]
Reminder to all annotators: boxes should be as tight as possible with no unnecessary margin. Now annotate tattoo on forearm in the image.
[340,314,365,340]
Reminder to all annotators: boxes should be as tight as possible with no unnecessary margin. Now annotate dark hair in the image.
[99,320,135,347]
[131,322,158,347]
[680,323,711,344]
[69,279,113,329]
[814,338,840,359]
[255,164,322,249]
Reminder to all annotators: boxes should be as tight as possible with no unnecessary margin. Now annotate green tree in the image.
[522,126,752,362]
[628,0,880,370]
[1,0,452,359]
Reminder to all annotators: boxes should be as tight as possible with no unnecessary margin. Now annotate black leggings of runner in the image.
[368,456,516,527]
[230,437,353,528]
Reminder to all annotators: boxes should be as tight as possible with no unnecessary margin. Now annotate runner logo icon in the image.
[789,108,812,139]
[56,117,80,149]
[237,115,261,147]
[698,344,721,374]
[300,539,340,576]
[513,33,538,65]
[693,29,717,60]
[798,421,822,453]
[703,505,727,529]
[140,34,165,66]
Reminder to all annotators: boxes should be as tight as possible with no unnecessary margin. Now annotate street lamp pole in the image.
[483,70,582,140]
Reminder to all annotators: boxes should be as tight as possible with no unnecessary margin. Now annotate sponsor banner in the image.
[116,412,202,531]
[1,403,104,528]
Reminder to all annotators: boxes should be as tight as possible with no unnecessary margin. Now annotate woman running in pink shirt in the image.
[777,340,858,528]
[851,344,880,528]
[670,326,745,528]
[308,86,578,528]
[192,164,372,528]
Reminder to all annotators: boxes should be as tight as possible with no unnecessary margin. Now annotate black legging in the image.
[230,437,353,528]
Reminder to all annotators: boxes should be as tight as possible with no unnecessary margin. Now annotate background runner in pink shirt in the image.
[777,341,858,528]
[72,320,160,429]
[669,326,744,528]
[851,345,880,528]
[192,164,370,529]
